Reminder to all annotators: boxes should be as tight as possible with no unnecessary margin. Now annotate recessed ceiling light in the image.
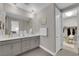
[24,3,30,5]
[65,11,73,17]
[32,10,34,12]
[13,3,16,5]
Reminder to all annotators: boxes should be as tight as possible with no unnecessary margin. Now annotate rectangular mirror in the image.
[4,13,32,37]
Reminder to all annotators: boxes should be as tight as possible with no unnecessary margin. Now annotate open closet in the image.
[62,8,79,53]
[63,26,77,44]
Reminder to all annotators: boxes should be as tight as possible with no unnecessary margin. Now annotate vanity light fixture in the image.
[27,9,36,18]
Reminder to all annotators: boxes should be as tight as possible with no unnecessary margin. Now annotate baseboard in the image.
[40,45,56,56]
[55,48,63,55]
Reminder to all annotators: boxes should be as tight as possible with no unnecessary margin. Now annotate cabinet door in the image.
[12,42,22,55]
[30,37,40,49]
[0,45,12,56]
[0,45,4,56]
[30,39,36,49]
[22,39,30,52]
[35,39,40,47]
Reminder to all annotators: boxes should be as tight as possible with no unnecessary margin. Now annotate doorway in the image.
[55,5,79,54]
[56,7,62,53]
[62,9,78,54]
[63,26,78,53]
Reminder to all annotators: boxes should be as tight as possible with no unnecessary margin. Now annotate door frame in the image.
[55,6,63,53]
[62,13,79,53]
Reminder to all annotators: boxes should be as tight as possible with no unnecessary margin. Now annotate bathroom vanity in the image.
[0,35,40,56]
[0,5,41,56]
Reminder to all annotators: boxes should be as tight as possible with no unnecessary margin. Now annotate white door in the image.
[56,7,62,53]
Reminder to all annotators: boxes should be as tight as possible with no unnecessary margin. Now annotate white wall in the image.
[76,16,79,48]
[0,3,4,12]
[36,4,56,55]
[63,17,78,27]
[31,14,40,34]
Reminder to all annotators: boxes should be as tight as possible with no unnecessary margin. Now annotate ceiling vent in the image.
[24,3,31,6]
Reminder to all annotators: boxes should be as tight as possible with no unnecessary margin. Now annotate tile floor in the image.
[19,47,52,56]
[56,49,78,56]
[19,47,79,56]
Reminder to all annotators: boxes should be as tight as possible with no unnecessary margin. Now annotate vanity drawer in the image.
[0,39,21,46]
[0,40,13,46]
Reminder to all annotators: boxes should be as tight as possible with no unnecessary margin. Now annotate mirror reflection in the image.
[3,13,33,37]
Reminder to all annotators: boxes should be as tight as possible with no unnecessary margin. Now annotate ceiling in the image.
[13,3,78,12]
[8,3,50,18]
[15,3,50,13]
[56,3,79,11]
[8,3,79,18]
[56,3,74,9]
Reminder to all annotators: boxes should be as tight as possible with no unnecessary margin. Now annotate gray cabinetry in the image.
[22,38,30,52]
[29,36,40,50]
[0,44,12,56]
[12,40,22,55]
[0,36,40,56]
[22,36,40,53]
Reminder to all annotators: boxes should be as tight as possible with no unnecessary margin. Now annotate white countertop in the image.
[0,34,40,42]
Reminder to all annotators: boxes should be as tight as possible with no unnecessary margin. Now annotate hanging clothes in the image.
[72,28,75,35]
[67,28,71,36]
